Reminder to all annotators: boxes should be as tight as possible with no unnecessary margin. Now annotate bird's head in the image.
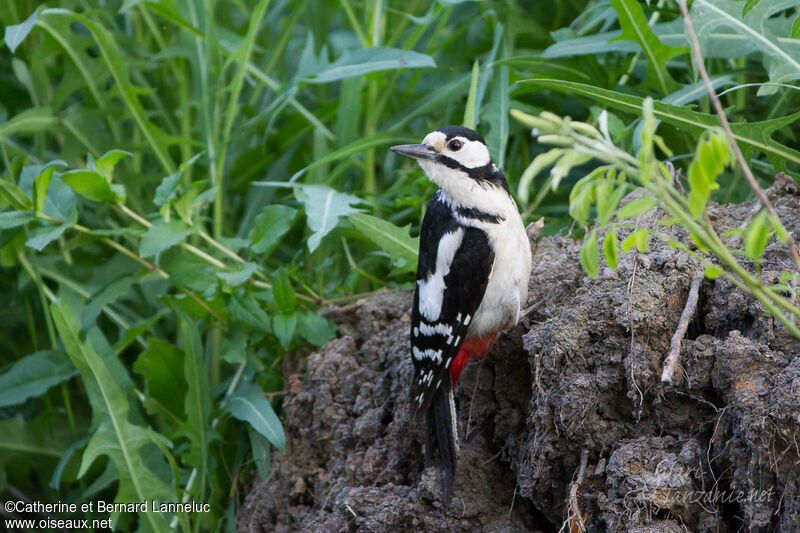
[391,126,507,204]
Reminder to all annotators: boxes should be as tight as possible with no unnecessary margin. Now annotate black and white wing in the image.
[409,193,494,422]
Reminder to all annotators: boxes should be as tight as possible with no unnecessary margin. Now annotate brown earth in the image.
[237,177,800,532]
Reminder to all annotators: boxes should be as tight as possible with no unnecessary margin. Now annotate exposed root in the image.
[662,272,704,384]
[560,449,589,533]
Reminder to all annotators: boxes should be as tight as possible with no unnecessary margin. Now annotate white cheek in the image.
[452,141,490,168]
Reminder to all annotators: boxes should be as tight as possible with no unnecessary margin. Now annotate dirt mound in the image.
[237,178,800,532]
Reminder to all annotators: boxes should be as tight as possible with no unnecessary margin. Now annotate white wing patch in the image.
[418,321,453,336]
[418,228,464,321]
[413,347,443,363]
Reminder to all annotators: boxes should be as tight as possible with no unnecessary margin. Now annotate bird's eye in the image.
[448,139,463,151]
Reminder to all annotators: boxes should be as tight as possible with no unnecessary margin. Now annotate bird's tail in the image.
[424,373,458,503]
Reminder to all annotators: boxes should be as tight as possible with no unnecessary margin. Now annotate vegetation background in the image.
[0,0,798,531]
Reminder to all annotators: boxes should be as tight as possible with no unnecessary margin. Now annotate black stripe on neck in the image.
[455,206,504,224]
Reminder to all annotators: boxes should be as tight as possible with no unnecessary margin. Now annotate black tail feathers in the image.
[423,375,457,503]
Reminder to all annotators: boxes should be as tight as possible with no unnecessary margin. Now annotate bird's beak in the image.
[390,144,438,160]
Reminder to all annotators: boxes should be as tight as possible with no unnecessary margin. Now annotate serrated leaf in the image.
[306,47,436,83]
[744,211,770,260]
[348,212,419,274]
[61,169,125,203]
[609,0,686,93]
[248,205,297,256]
[140,220,195,258]
[224,382,285,451]
[0,350,76,408]
[603,230,619,270]
[617,196,657,220]
[580,230,599,279]
[50,299,172,531]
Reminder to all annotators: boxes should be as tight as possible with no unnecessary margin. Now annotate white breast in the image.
[441,191,532,338]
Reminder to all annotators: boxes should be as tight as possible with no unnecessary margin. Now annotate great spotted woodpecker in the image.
[391,126,532,502]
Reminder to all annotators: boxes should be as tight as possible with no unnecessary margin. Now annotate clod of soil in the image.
[238,178,800,532]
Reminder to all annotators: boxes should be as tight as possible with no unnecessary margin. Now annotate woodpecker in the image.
[391,126,532,502]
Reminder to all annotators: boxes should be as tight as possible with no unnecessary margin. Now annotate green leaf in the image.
[348,212,419,274]
[518,149,564,204]
[132,337,186,420]
[617,196,657,220]
[0,179,33,211]
[580,229,599,279]
[94,149,131,182]
[248,205,297,256]
[140,220,195,258]
[45,10,176,174]
[4,7,41,52]
[297,311,337,346]
[33,161,66,216]
[26,221,72,251]
[462,60,480,130]
[229,291,269,330]
[0,415,64,459]
[609,0,686,94]
[691,0,800,92]
[0,350,76,408]
[485,65,510,168]
[793,9,800,39]
[177,308,213,500]
[306,47,436,83]
[622,228,650,253]
[61,170,125,203]
[705,265,723,279]
[272,270,296,314]
[224,382,285,451]
[603,230,619,270]
[218,262,258,287]
[248,426,271,480]
[50,299,172,531]
[742,0,761,16]
[272,313,297,349]
[294,184,364,252]
[516,80,800,166]
[0,211,34,229]
[744,211,770,260]
[0,107,57,138]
